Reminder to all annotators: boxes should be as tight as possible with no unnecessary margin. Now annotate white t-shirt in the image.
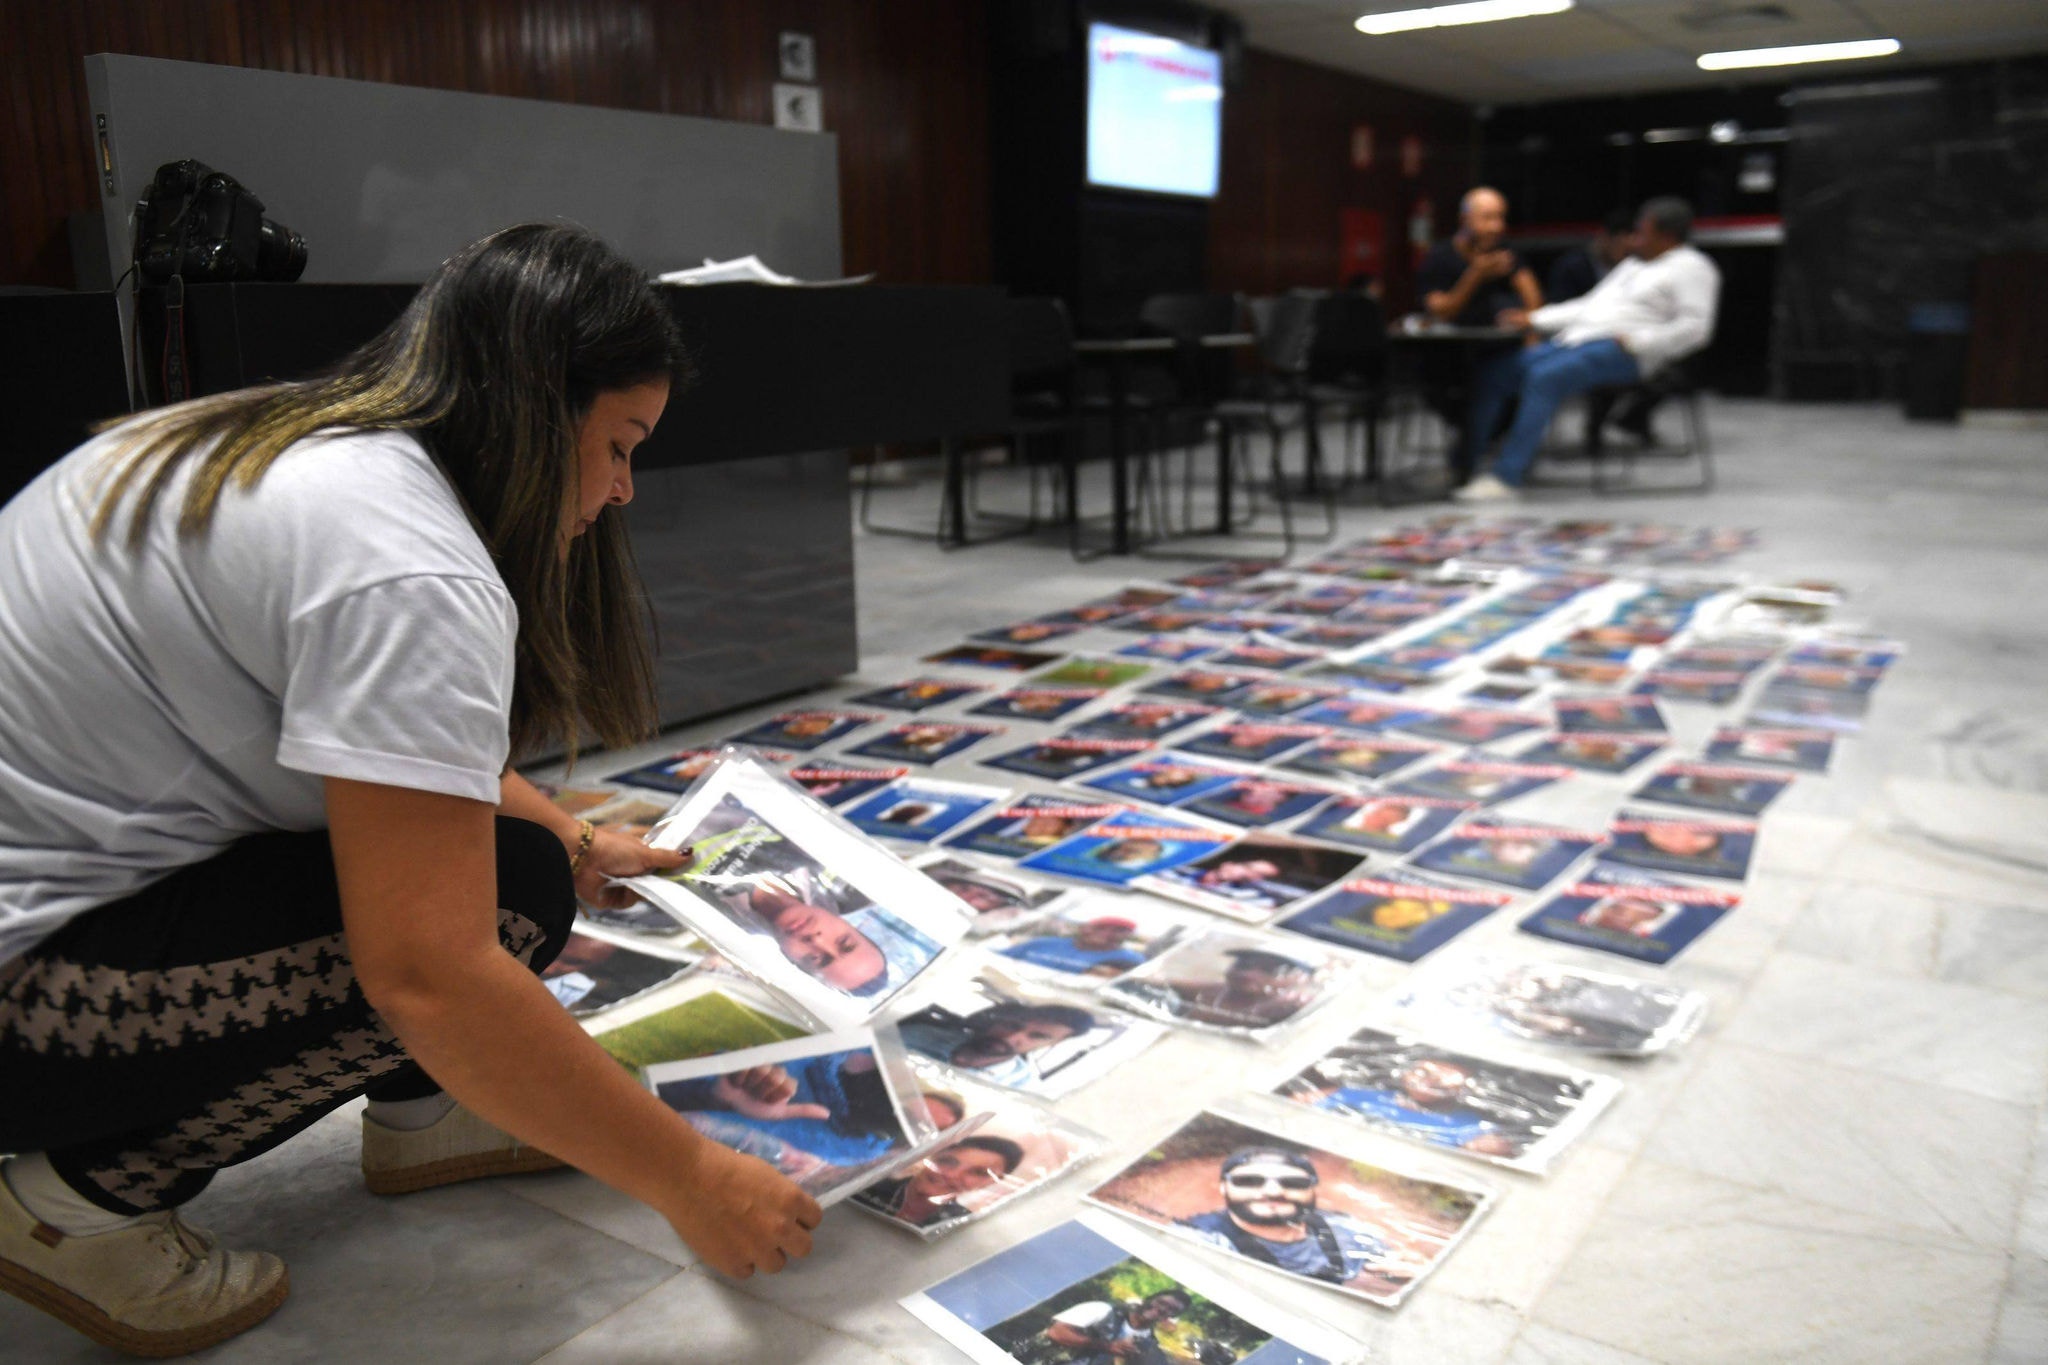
[1528,243,1722,377]
[0,425,517,964]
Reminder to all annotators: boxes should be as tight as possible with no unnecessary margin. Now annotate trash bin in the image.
[1902,302,1970,422]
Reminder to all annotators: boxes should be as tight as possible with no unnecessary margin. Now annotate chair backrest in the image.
[1138,292,1241,341]
[1007,296,1075,388]
[1308,291,1387,383]
[1250,293,1320,378]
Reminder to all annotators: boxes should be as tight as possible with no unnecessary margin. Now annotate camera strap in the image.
[162,273,188,403]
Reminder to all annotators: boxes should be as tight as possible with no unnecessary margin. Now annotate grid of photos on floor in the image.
[539,515,1900,1361]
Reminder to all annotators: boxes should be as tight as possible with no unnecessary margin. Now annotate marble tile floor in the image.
[7,398,2047,1363]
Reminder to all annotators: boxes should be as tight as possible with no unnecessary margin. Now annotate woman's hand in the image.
[575,824,688,908]
[661,1141,824,1279]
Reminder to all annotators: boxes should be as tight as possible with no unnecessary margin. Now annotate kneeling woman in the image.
[0,225,821,1356]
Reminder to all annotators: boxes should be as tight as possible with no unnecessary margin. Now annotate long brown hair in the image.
[91,223,687,761]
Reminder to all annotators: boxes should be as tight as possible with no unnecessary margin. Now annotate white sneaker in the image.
[0,1172,287,1357]
[1452,473,1520,503]
[361,1103,564,1196]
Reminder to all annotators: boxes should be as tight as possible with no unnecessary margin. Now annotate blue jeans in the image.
[1463,339,1641,486]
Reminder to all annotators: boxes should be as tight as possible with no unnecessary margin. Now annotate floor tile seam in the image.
[490,1181,696,1271]
[680,1263,925,1364]
[523,1261,695,1364]
[1993,1250,2048,1360]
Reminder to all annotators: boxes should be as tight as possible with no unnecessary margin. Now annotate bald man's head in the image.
[1461,187,1508,248]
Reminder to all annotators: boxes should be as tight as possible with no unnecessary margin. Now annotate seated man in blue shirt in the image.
[1178,1147,1398,1288]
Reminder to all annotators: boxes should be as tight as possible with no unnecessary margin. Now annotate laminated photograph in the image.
[1033,657,1156,689]
[1277,733,1441,784]
[785,760,911,809]
[1075,752,1249,807]
[726,708,881,752]
[1394,706,1548,748]
[972,619,1087,647]
[1272,621,1388,652]
[1514,731,1665,775]
[1137,666,1261,705]
[1292,696,1430,735]
[967,684,1109,723]
[1134,833,1364,924]
[1703,725,1834,773]
[1272,1026,1619,1175]
[1275,871,1512,963]
[894,970,1167,1100]
[579,789,683,830]
[1112,608,1222,635]
[1631,761,1794,818]
[541,783,621,815]
[1461,677,1542,706]
[1406,815,1605,893]
[1231,678,1345,719]
[841,778,1009,845]
[1291,793,1475,856]
[1085,584,1182,613]
[1383,756,1576,807]
[847,720,1007,766]
[625,752,971,1030]
[1518,863,1741,965]
[1393,957,1709,1056]
[1552,695,1670,735]
[923,644,1066,672]
[1774,661,1885,695]
[1300,659,1436,694]
[644,1028,953,1206]
[987,900,1191,985]
[1203,640,1323,673]
[1017,810,1237,890]
[852,1076,1106,1238]
[1602,809,1757,882]
[1103,931,1351,1039]
[1172,775,1343,830]
[1629,669,1747,706]
[908,853,1071,938]
[1066,700,1225,744]
[1116,634,1221,664]
[1787,635,1902,671]
[1175,720,1331,766]
[901,1209,1364,1365]
[948,795,1129,862]
[589,977,809,1072]
[1745,679,1868,732]
[608,745,790,794]
[981,736,1156,781]
[1039,600,1149,626]
[847,677,988,713]
[1082,1109,1492,1310]
[541,931,695,1017]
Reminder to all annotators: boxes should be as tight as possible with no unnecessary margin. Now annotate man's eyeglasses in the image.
[1224,1171,1315,1192]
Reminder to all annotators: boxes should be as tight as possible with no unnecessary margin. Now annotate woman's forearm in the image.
[498,770,583,850]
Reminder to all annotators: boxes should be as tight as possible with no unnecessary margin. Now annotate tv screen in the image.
[1085,22,1223,199]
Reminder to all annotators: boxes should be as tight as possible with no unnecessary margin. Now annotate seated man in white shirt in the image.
[1454,197,1721,501]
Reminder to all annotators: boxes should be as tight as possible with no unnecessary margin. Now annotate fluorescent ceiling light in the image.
[1698,38,1900,70]
[1355,0,1573,37]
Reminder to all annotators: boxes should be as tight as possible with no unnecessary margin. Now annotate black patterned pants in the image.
[0,818,574,1215]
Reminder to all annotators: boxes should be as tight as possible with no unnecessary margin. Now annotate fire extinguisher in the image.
[1408,195,1434,269]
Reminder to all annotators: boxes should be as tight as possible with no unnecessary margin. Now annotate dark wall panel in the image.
[0,0,989,288]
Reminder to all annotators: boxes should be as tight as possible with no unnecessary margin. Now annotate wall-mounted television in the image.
[1085,21,1224,199]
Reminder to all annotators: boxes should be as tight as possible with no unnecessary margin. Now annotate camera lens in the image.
[256,218,308,281]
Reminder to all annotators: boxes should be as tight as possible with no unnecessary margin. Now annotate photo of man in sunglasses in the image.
[1176,1147,1396,1287]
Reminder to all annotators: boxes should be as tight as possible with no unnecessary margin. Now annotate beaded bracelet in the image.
[567,819,597,875]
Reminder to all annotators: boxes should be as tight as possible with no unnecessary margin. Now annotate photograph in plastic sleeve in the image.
[1396,706,1548,748]
[609,745,787,794]
[1039,601,1145,627]
[1515,731,1665,775]
[1135,833,1364,923]
[1292,793,1474,856]
[1076,752,1247,807]
[1083,1109,1491,1309]
[1384,756,1575,807]
[1552,695,1669,736]
[1632,761,1794,818]
[1277,733,1440,785]
[902,1210,1361,1365]
[989,901,1189,984]
[1232,678,1344,719]
[580,789,681,831]
[1204,640,1323,674]
[1117,634,1221,664]
[1788,635,1902,671]
[645,1029,944,1205]
[626,754,968,1029]
[1703,725,1835,773]
[1630,669,1746,706]
[1136,666,1260,705]
[1273,1026,1620,1174]
[1087,585,1182,613]
[981,736,1154,781]
[853,1084,1104,1237]
[1275,872,1511,963]
[1019,811,1235,890]
[1295,695,1430,734]
[1602,809,1756,882]
[948,795,1128,862]
[1518,863,1741,965]
[841,778,1008,845]
[1463,678,1541,705]
[1406,816,1604,893]
[847,677,988,713]
[1174,775,1341,830]
[1275,621,1388,652]
[846,720,1006,766]
[1774,661,1885,695]
[1103,931,1348,1037]
[1746,680,1869,733]
[591,984,809,1071]
[726,708,879,752]
[785,760,909,809]
[542,931,694,1016]
[1112,608,1220,636]
[1663,642,1778,677]
[1175,720,1330,765]
[924,643,1065,672]
[895,973,1166,1099]
[1066,700,1224,743]
[966,684,1108,723]
[972,619,1086,647]
[909,853,1069,937]
[541,783,619,815]
[1394,958,1709,1056]
[1034,656,1155,689]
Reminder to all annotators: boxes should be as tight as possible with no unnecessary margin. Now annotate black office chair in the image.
[1195,292,1339,558]
[1581,360,1714,495]
[1305,291,1389,492]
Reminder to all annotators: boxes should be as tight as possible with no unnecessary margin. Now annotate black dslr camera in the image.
[133,159,308,284]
